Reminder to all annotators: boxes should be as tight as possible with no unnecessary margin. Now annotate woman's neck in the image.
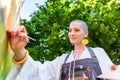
[72,44,85,60]
[74,44,85,51]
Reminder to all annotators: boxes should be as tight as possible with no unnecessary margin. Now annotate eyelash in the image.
[69,29,80,32]
[68,29,71,32]
[75,29,80,31]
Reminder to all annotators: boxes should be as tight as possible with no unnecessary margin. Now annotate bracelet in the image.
[12,50,29,64]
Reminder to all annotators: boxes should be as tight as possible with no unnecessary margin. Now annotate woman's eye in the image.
[69,29,71,32]
[75,29,80,32]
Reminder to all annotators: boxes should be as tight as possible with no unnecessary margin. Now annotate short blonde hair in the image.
[70,20,88,31]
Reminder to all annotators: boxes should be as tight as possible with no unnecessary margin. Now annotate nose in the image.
[69,31,75,35]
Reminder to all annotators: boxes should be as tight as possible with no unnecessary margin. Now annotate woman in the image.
[6,20,113,80]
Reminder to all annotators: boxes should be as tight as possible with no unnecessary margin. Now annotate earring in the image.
[82,38,89,45]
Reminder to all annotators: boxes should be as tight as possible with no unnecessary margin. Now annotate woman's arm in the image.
[7,26,67,80]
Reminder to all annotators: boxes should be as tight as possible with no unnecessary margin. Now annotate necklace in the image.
[68,50,80,80]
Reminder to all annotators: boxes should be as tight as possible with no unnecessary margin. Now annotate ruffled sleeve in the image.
[6,54,67,80]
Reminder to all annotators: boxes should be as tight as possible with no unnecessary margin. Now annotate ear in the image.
[85,31,89,37]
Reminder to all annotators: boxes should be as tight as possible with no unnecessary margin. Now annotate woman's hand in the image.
[111,64,117,71]
[7,26,28,61]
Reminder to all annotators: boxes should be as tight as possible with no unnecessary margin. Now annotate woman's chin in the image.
[70,41,76,44]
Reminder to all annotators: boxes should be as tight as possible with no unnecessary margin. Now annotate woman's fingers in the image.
[7,26,27,38]
[7,26,28,50]
[7,28,17,38]
[17,26,28,42]
[17,31,28,42]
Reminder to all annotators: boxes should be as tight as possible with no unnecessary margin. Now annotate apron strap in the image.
[87,47,103,77]
[63,52,71,63]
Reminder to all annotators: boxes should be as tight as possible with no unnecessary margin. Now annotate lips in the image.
[69,37,77,39]
[70,38,76,40]
[69,37,77,41]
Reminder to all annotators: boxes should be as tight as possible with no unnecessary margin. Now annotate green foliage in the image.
[21,0,120,64]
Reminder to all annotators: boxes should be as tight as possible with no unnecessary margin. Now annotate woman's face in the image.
[68,21,88,45]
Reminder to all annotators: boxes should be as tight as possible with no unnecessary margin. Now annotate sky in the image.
[21,0,45,20]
